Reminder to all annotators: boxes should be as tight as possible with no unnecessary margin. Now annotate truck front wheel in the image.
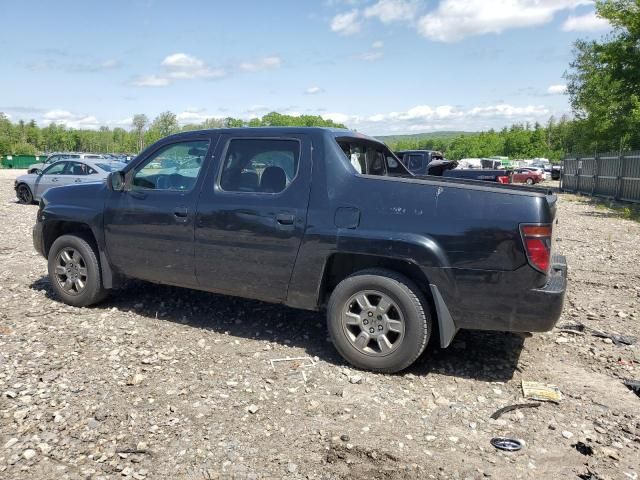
[47,234,108,307]
[327,269,431,373]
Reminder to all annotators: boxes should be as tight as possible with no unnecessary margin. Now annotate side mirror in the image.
[107,171,125,191]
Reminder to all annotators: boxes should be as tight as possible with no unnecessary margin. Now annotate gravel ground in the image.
[1,169,638,480]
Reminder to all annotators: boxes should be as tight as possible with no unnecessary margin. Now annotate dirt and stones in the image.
[0,169,638,479]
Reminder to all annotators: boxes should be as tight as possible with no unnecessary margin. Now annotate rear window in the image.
[337,139,407,176]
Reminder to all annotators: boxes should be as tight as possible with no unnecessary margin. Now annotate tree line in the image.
[0,111,346,156]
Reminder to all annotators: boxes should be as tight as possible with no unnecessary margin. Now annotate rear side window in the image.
[219,139,300,194]
[68,162,97,175]
[337,139,406,176]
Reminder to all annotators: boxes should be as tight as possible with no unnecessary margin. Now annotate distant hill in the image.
[374,131,476,143]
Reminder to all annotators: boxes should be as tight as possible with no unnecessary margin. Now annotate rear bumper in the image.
[513,253,567,331]
[434,253,568,337]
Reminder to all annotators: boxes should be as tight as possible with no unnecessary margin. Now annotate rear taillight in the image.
[497,176,509,184]
[520,224,552,273]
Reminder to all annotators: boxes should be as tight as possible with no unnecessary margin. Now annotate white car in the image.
[15,159,125,204]
[27,153,107,174]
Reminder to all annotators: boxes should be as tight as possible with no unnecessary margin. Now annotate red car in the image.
[512,168,543,185]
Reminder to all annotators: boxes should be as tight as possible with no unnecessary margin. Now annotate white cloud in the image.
[364,0,418,23]
[360,50,384,61]
[359,40,385,61]
[331,9,362,35]
[547,84,567,95]
[239,56,282,72]
[131,74,171,87]
[109,117,133,128]
[42,110,101,129]
[161,53,206,70]
[323,112,353,124]
[562,10,610,32]
[305,86,324,95]
[176,109,213,124]
[161,53,227,80]
[99,59,120,69]
[322,102,554,134]
[417,0,592,42]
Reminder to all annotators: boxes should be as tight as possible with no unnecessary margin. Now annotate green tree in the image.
[565,0,640,150]
[150,111,178,137]
[132,114,148,152]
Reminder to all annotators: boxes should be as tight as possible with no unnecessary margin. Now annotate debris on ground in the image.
[623,379,640,398]
[521,380,563,403]
[490,437,524,452]
[490,402,541,419]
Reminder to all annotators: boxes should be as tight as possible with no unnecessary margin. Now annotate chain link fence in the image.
[562,151,640,203]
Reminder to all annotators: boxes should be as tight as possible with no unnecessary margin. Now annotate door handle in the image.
[74,179,82,183]
[51,178,59,182]
[174,206,189,222]
[275,213,295,225]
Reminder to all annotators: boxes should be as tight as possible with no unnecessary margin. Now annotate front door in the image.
[194,134,311,302]
[33,161,73,198]
[104,136,213,287]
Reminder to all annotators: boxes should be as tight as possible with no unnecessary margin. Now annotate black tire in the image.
[16,184,34,204]
[525,177,534,185]
[327,268,431,373]
[47,234,108,307]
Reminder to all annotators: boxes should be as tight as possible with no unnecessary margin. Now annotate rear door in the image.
[194,133,312,302]
[67,161,99,185]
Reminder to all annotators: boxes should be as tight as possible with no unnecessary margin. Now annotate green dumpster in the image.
[0,154,43,169]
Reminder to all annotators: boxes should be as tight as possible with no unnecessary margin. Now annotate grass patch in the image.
[563,192,640,222]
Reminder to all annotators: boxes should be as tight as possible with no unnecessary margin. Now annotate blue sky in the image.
[0,0,611,135]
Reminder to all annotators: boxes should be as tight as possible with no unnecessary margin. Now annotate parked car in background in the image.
[395,150,444,175]
[27,153,108,174]
[551,165,563,180]
[32,127,566,373]
[15,159,124,204]
[512,167,544,185]
[400,151,511,183]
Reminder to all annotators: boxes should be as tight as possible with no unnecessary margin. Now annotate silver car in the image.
[15,159,125,204]
[27,152,108,174]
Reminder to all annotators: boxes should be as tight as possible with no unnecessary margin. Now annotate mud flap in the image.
[429,284,458,348]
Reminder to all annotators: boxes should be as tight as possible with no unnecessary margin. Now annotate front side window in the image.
[132,140,209,191]
[43,162,68,175]
[219,139,300,194]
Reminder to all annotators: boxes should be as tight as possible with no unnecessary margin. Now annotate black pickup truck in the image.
[33,128,567,372]
[396,150,511,183]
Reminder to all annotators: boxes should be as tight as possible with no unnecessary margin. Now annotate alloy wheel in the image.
[54,248,88,295]
[342,290,405,356]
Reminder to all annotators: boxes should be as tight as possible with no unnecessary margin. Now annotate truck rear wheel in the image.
[327,268,431,373]
[47,234,108,307]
